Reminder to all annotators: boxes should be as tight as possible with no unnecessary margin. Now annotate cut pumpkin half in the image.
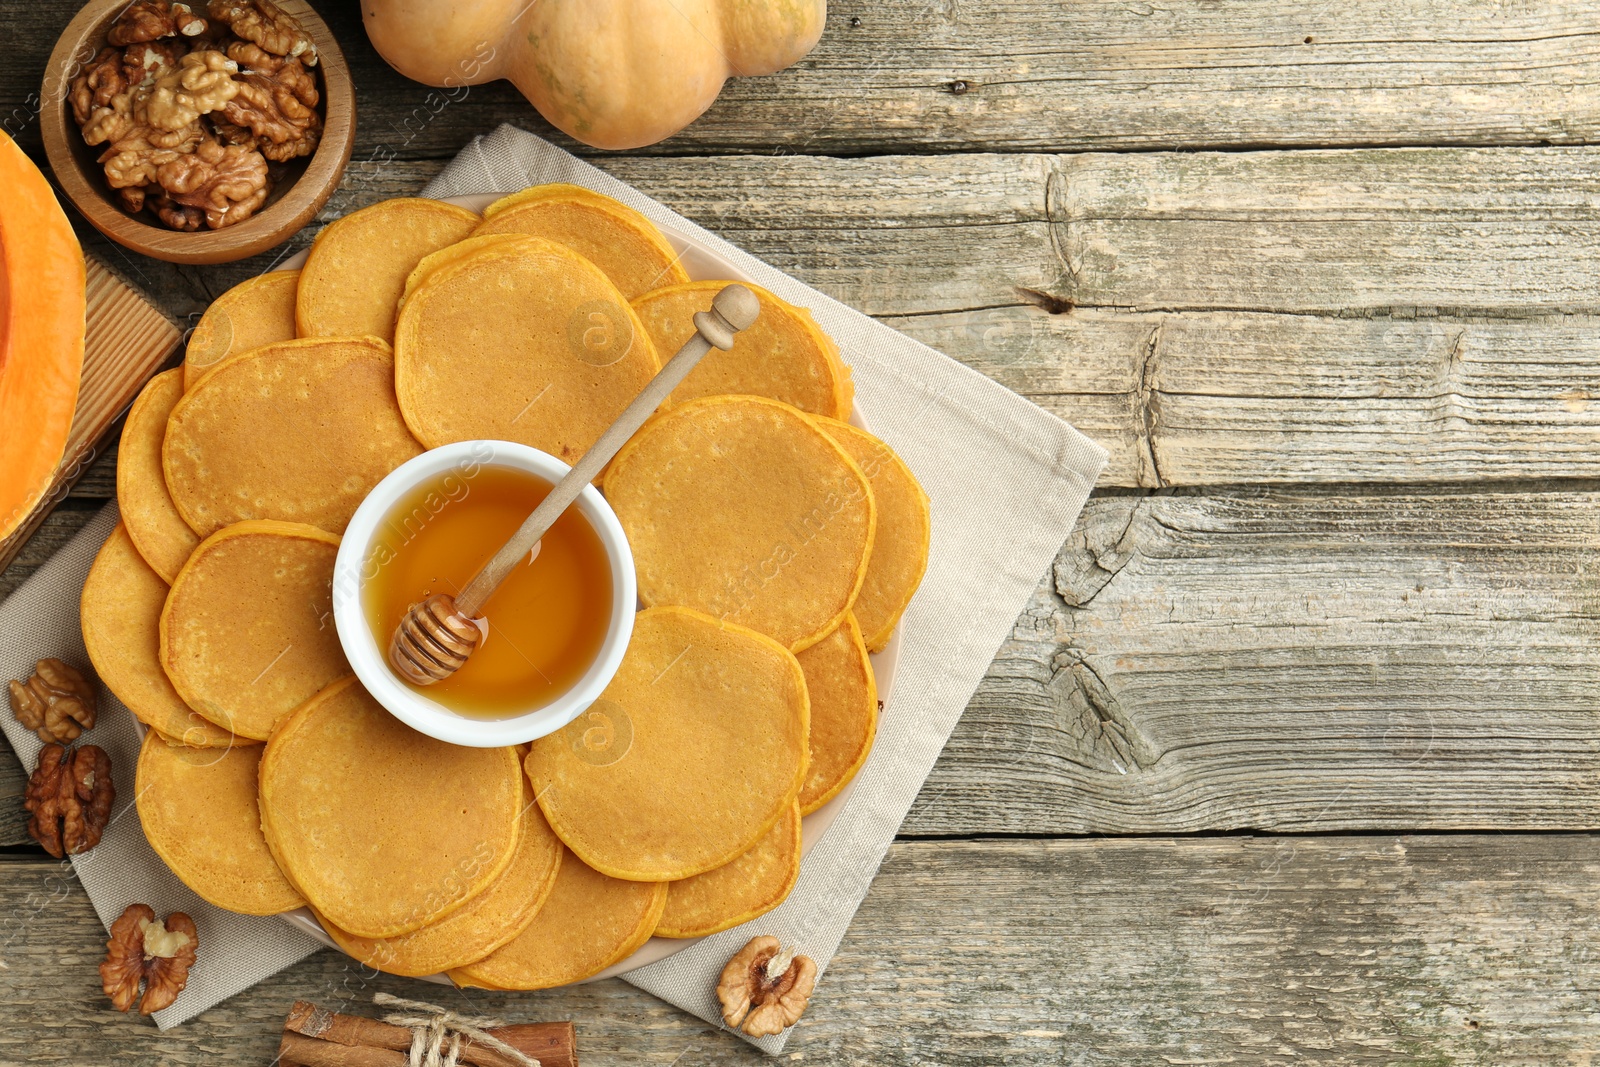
[0,131,85,542]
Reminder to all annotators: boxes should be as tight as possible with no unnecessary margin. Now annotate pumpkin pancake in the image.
[164,337,422,537]
[398,233,528,308]
[80,524,238,748]
[394,235,660,463]
[296,198,478,342]
[632,281,852,418]
[796,613,878,814]
[320,782,563,977]
[814,418,931,651]
[135,732,303,915]
[656,802,801,939]
[450,846,667,990]
[605,396,876,651]
[259,676,523,939]
[525,606,808,882]
[117,369,199,581]
[161,520,348,742]
[183,270,299,389]
[475,184,688,300]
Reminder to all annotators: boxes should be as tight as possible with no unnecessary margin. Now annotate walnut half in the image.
[24,743,114,859]
[99,903,198,1014]
[716,935,818,1038]
[9,658,97,744]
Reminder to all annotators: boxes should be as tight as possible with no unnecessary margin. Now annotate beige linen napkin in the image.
[0,125,1105,1044]
[420,126,1108,1053]
[0,504,324,1030]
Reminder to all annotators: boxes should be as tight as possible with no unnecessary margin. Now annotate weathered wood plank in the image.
[0,735,29,848]
[903,307,1600,487]
[63,152,1600,488]
[600,148,1600,317]
[0,503,101,606]
[18,490,1600,839]
[3,835,1599,1064]
[67,438,119,501]
[9,0,1596,158]
[908,488,1600,835]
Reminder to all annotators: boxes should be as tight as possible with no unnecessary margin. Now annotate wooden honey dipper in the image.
[389,283,761,686]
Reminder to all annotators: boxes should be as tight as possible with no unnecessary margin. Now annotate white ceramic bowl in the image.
[331,440,637,747]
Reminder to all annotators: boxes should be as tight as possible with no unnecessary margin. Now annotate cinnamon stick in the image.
[281,1000,578,1067]
[279,1031,407,1067]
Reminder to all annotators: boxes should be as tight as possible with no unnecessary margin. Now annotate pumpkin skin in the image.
[0,131,85,542]
[362,0,826,150]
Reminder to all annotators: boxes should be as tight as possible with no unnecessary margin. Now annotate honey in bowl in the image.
[362,464,613,718]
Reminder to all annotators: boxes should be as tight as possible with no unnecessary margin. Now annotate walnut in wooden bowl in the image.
[42,0,353,263]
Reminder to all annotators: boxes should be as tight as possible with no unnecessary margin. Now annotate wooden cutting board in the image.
[0,254,182,574]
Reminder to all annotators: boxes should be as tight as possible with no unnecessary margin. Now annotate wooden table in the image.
[4,2,1599,1062]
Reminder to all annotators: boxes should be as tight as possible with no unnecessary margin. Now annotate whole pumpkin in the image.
[362,0,827,150]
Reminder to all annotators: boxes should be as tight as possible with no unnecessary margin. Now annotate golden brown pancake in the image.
[814,418,931,651]
[450,846,667,990]
[320,784,564,976]
[398,233,527,308]
[117,368,199,581]
[259,676,523,939]
[656,802,801,939]
[394,234,660,463]
[632,281,853,418]
[183,270,299,389]
[164,337,422,537]
[296,198,479,343]
[79,524,238,748]
[135,732,303,915]
[474,183,688,300]
[525,606,808,881]
[605,396,876,651]
[161,520,348,742]
[796,613,877,814]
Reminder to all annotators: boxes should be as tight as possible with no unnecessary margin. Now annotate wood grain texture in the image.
[597,148,1600,316]
[15,486,1598,842]
[908,488,1600,835]
[0,736,28,847]
[10,0,1596,158]
[900,307,1600,487]
[3,835,1599,1065]
[601,149,1600,486]
[54,150,1600,489]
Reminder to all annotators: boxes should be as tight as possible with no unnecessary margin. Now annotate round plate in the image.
[148,193,901,984]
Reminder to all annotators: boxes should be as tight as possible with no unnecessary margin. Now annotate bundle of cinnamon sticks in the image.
[278,1000,577,1067]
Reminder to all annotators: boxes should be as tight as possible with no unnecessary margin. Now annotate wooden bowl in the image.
[41,0,354,264]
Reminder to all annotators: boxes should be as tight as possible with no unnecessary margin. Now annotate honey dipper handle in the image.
[454,284,761,618]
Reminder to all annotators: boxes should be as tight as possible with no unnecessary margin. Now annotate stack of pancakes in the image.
[92,186,931,987]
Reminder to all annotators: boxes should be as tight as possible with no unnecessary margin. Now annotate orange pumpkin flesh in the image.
[0,131,85,542]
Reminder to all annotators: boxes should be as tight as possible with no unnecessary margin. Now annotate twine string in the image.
[373,992,541,1067]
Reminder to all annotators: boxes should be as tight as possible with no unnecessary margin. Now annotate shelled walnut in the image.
[24,743,115,859]
[160,136,270,227]
[222,57,321,161]
[145,50,239,131]
[99,903,198,1014]
[9,658,96,743]
[65,0,321,231]
[107,0,207,45]
[209,0,317,66]
[716,936,817,1038]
